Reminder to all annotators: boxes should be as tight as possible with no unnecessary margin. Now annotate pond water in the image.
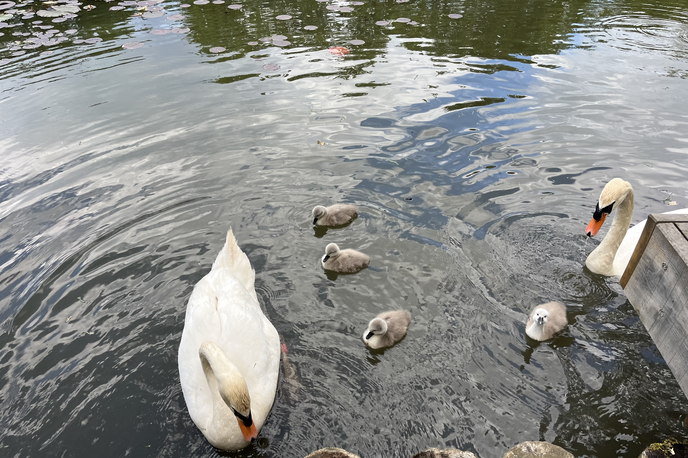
[2,0,688,457]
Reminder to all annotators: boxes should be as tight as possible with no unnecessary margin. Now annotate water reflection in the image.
[2,0,688,457]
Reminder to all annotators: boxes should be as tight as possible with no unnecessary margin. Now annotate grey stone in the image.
[502,441,573,458]
[411,448,478,458]
[304,448,360,458]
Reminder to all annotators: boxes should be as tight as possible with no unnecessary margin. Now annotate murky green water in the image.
[2,0,688,457]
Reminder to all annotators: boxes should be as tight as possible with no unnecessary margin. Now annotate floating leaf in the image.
[448,13,462,19]
[209,46,225,53]
[275,14,291,20]
[303,25,317,30]
[122,41,144,49]
[328,46,349,56]
[53,4,79,12]
[36,9,62,17]
[349,39,364,45]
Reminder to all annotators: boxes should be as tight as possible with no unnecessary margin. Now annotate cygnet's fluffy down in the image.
[525,301,567,341]
[321,243,370,273]
[363,310,411,349]
[312,204,358,226]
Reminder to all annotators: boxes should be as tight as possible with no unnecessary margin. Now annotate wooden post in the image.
[621,214,688,396]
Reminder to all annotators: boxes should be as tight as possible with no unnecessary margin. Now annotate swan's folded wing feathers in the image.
[212,229,257,302]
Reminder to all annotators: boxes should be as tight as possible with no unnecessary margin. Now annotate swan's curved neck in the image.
[586,188,634,275]
[199,342,251,423]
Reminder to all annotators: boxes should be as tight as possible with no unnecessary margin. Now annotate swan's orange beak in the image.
[238,419,258,442]
[586,213,607,237]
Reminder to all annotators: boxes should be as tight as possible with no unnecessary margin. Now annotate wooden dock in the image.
[621,214,688,396]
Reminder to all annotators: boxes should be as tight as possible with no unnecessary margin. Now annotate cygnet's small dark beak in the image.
[313,218,318,225]
[365,331,374,340]
[323,255,330,263]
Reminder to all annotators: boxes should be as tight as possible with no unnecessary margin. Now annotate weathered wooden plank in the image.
[620,214,659,288]
[677,222,688,242]
[623,218,688,397]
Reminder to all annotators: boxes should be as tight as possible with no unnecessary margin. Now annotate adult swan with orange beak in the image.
[178,229,280,450]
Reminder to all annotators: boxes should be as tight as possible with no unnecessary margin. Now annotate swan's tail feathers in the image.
[212,229,257,301]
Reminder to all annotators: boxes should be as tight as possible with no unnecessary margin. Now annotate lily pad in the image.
[53,4,79,12]
[36,9,62,17]
[122,41,144,49]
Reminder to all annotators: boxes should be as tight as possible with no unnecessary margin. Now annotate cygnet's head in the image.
[312,206,327,224]
[533,308,549,325]
[365,317,388,340]
[322,243,340,263]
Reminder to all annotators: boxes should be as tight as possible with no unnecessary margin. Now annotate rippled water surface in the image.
[2,0,688,457]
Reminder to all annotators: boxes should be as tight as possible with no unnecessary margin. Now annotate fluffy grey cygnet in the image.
[525,301,567,341]
[321,243,370,273]
[312,204,358,226]
[363,310,411,349]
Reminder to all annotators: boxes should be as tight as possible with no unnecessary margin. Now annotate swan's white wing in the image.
[178,268,279,433]
[614,208,688,276]
[212,229,257,302]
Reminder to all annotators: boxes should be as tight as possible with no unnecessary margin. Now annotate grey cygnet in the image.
[525,301,567,341]
[321,243,370,273]
[363,310,411,349]
[312,204,358,226]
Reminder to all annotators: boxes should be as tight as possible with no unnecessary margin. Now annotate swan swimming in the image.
[178,229,280,450]
[312,204,358,227]
[585,178,688,276]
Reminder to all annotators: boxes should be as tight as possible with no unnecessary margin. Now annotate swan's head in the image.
[218,380,258,442]
[199,342,258,443]
[364,317,388,341]
[322,243,340,263]
[532,308,549,326]
[586,178,633,237]
[312,205,327,224]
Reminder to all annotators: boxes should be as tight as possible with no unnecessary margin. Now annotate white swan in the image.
[178,229,280,450]
[585,178,688,276]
